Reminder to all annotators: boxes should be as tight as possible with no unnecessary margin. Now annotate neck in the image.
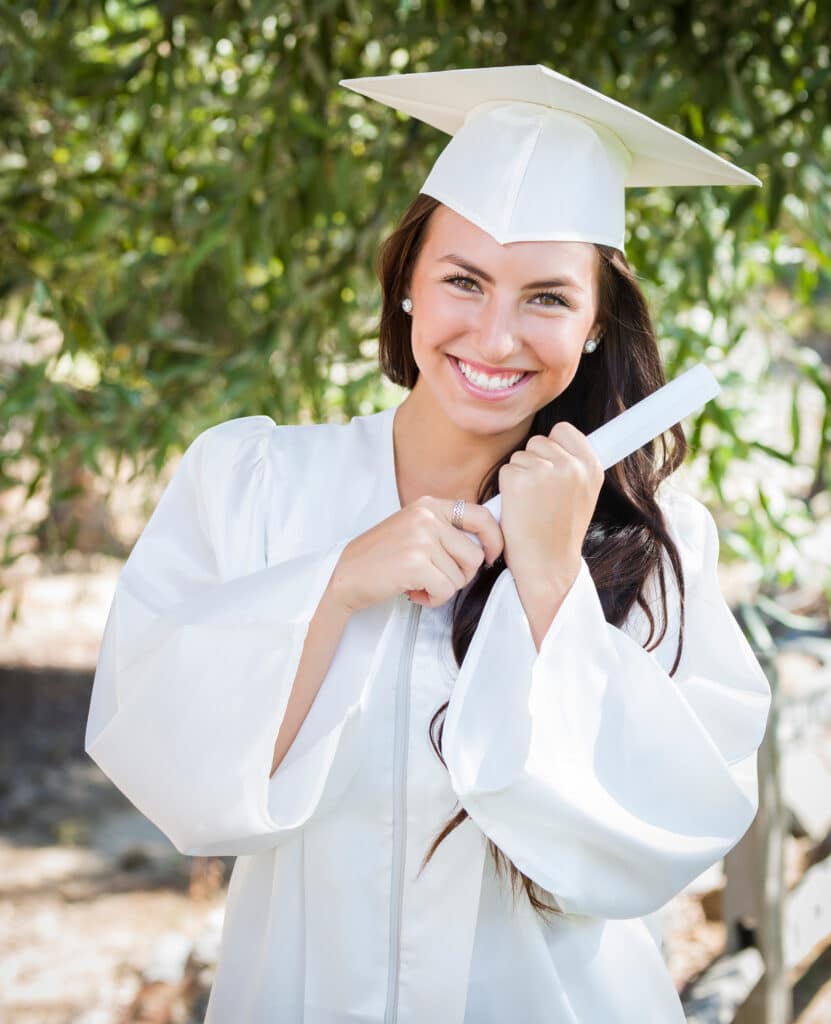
[392,379,533,507]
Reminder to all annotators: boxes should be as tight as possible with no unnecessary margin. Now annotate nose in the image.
[474,294,521,364]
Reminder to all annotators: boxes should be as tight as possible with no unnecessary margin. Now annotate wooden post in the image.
[727,601,792,1024]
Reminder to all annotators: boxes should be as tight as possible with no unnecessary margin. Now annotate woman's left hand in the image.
[498,422,605,590]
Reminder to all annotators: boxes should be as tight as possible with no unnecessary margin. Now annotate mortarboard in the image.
[339,64,761,251]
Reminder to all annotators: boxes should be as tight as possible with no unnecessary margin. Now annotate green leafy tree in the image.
[1,0,829,604]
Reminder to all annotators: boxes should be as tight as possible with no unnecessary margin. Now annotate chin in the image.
[444,396,533,437]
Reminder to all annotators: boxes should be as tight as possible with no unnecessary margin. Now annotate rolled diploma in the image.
[465,363,720,545]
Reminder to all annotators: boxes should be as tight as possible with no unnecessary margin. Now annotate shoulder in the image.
[186,410,372,545]
[655,480,720,581]
[185,414,274,475]
[621,482,721,650]
[181,414,355,575]
[187,413,348,480]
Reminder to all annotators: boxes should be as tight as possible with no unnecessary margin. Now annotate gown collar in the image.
[370,401,404,519]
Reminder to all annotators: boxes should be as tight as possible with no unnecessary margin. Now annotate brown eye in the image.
[533,291,569,307]
[444,275,480,292]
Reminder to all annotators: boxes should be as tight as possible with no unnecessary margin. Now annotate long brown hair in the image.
[376,193,688,921]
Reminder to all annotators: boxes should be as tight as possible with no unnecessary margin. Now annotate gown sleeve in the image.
[85,416,377,858]
[442,486,772,920]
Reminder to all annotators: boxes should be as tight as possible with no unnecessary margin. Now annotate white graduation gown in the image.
[85,403,772,1023]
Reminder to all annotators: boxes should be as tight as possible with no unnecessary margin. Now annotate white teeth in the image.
[456,359,525,390]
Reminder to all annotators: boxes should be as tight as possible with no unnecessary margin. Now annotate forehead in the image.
[420,203,597,278]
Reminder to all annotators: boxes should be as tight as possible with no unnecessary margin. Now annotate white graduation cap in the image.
[339,64,761,251]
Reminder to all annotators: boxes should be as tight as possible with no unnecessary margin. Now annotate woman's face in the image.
[406,204,602,435]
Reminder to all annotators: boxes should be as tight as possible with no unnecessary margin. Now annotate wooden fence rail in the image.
[681,601,831,1024]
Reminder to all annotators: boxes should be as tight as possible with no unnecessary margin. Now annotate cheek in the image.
[526,319,587,371]
[411,295,470,353]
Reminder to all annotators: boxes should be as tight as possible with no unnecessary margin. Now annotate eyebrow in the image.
[438,254,584,291]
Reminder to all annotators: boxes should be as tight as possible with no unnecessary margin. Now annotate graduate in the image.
[85,64,772,1023]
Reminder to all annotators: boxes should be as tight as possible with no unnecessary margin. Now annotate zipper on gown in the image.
[384,595,422,1024]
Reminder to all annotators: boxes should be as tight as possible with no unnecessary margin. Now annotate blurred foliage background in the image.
[1,0,830,605]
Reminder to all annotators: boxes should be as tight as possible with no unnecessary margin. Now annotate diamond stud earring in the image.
[583,337,600,353]
[401,297,413,313]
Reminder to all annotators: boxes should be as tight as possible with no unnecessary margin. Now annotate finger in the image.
[411,555,461,607]
[429,541,469,593]
[403,518,467,603]
[437,519,487,580]
[509,446,557,468]
[546,421,594,460]
[532,426,601,484]
[443,499,504,566]
[526,431,564,454]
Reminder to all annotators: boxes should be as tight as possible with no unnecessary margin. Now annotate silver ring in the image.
[451,498,465,530]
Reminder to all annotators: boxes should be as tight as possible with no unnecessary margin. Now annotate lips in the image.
[448,354,534,400]
[453,356,532,377]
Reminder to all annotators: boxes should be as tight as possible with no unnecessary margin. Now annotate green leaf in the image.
[766,169,786,230]
[789,380,801,457]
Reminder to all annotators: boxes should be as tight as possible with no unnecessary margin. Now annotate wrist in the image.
[326,549,358,617]
[511,557,581,596]
[513,566,580,654]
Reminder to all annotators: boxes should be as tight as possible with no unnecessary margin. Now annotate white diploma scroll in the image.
[466,363,720,544]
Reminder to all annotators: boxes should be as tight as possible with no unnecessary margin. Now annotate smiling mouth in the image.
[452,355,535,376]
[448,355,536,397]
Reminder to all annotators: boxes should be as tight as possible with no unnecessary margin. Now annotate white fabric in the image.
[85,403,771,1023]
[421,103,630,248]
[339,64,761,249]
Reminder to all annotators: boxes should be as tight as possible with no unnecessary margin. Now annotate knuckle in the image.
[412,525,431,549]
[411,503,434,522]
[466,549,485,577]
[403,548,422,572]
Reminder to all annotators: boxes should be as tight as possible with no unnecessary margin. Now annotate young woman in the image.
[86,66,771,1023]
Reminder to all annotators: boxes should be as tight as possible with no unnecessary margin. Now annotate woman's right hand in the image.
[329,496,505,613]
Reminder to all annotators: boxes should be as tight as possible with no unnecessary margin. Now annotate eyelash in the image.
[442,274,570,308]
